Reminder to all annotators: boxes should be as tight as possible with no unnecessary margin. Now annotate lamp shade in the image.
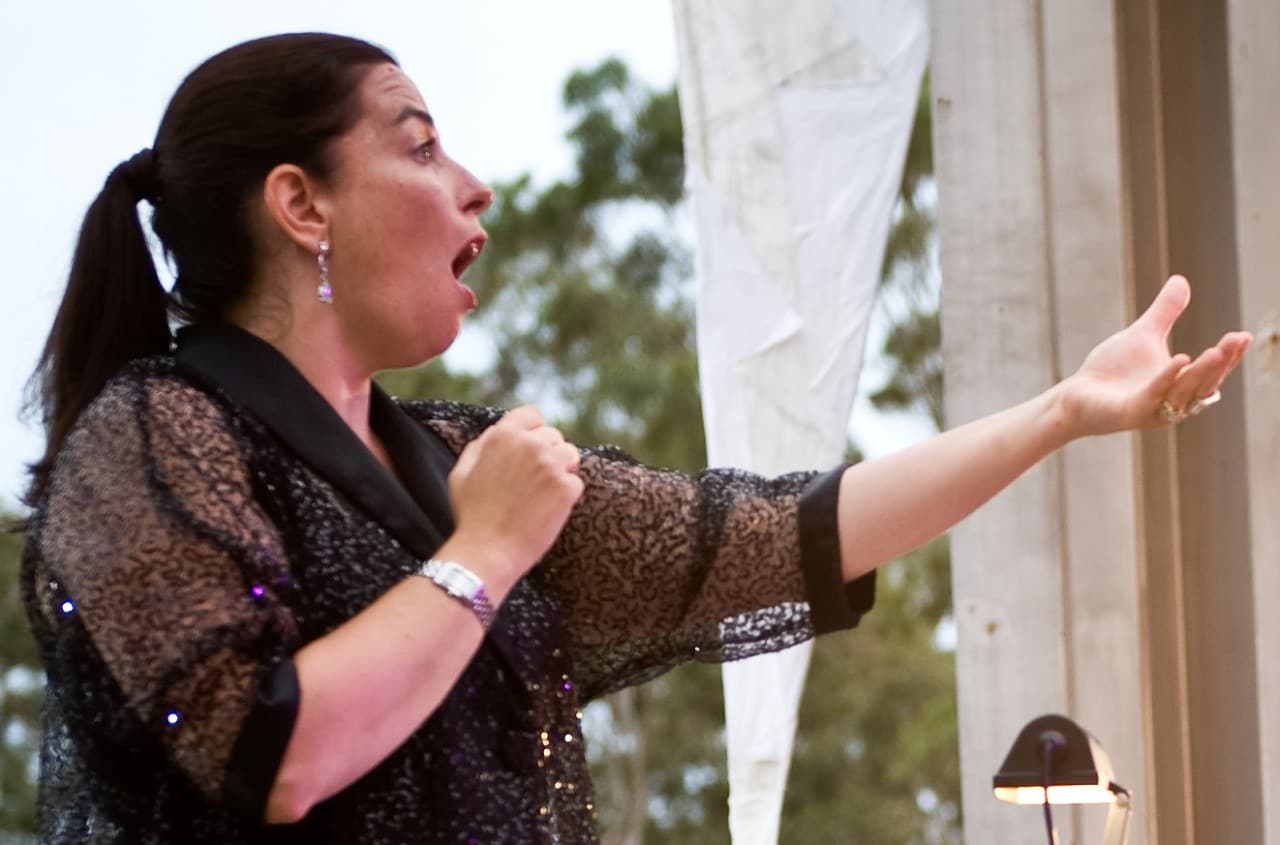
[992,714,1127,805]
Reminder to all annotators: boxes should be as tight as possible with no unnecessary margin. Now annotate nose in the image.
[459,166,494,216]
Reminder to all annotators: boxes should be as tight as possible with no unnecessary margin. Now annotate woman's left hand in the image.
[1059,275,1252,437]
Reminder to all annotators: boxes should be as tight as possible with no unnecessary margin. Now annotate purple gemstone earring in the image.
[317,239,333,304]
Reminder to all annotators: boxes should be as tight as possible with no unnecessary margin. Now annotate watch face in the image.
[435,561,481,600]
[419,560,494,630]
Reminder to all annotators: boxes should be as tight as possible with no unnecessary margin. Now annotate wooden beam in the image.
[932,0,1280,841]
[931,1,1075,839]
[1039,1,1150,840]
[1227,0,1280,840]
[1152,1,1265,841]
[1115,1,1196,840]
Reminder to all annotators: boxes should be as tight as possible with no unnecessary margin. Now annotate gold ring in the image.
[1186,390,1221,417]
[1158,400,1186,424]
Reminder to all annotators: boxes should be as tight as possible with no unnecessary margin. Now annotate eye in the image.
[414,138,437,163]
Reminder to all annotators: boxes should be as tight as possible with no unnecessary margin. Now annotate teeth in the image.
[469,243,480,257]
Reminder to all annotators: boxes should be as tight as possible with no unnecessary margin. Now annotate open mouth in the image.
[452,237,486,278]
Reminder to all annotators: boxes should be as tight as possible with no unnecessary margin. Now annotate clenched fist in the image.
[447,406,584,584]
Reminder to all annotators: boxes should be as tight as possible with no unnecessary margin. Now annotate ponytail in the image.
[22,33,397,513]
[23,149,172,509]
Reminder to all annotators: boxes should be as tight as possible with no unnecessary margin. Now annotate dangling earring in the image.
[317,239,333,304]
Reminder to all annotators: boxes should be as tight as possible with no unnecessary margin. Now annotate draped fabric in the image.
[672,1,930,840]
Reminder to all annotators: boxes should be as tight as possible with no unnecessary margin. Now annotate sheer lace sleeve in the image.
[412,401,874,702]
[29,369,301,807]
[544,449,873,698]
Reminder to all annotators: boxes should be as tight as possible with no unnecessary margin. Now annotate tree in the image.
[871,72,943,432]
[0,520,40,843]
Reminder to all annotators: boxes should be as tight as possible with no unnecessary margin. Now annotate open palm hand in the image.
[1060,276,1252,437]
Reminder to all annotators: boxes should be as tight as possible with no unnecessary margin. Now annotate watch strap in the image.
[416,559,496,630]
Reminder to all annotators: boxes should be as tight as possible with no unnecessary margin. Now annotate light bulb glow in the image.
[994,784,1118,805]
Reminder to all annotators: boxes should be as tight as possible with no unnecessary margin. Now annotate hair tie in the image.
[118,148,161,203]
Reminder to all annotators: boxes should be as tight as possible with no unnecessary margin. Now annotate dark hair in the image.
[23,33,396,509]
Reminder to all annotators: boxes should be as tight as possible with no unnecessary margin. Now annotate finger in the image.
[559,463,585,500]
[1217,334,1245,376]
[451,432,487,479]
[498,405,545,431]
[1203,332,1252,394]
[532,425,566,447]
[1225,331,1253,371]
[1165,346,1225,409]
[1135,275,1191,341]
[1144,352,1192,404]
[1178,347,1226,400]
[540,440,580,469]
[554,442,582,473]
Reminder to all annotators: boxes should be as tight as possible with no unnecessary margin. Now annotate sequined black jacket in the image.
[21,323,874,843]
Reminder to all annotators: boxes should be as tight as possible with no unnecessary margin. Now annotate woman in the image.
[21,32,1248,844]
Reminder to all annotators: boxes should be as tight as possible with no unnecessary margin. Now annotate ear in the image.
[261,163,331,253]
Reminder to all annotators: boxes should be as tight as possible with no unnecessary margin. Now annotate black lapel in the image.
[173,323,528,677]
[173,323,451,558]
[368,384,456,541]
[365,386,526,664]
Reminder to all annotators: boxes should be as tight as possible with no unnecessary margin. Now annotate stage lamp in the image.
[993,714,1132,845]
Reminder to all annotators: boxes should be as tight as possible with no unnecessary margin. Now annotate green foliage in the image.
[0,522,39,840]
[870,73,945,431]
[872,308,943,430]
[785,540,959,845]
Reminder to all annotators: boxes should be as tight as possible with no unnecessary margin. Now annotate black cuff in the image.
[798,463,876,634]
[223,658,301,820]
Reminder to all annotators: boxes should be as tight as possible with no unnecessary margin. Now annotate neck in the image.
[230,307,378,448]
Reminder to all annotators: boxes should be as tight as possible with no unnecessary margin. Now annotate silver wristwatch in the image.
[416,559,496,630]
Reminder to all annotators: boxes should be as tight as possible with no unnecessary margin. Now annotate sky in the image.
[0,0,933,510]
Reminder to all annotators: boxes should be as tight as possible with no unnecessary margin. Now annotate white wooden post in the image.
[1228,0,1280,841]
[930,1,1139,839]
[933,0,1280,842]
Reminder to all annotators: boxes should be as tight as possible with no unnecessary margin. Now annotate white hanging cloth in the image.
[670,1,930,841]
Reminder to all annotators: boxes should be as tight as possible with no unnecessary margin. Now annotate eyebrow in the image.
[393,106,435,128]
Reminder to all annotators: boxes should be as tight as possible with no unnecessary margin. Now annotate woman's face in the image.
[323,63,493,370]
